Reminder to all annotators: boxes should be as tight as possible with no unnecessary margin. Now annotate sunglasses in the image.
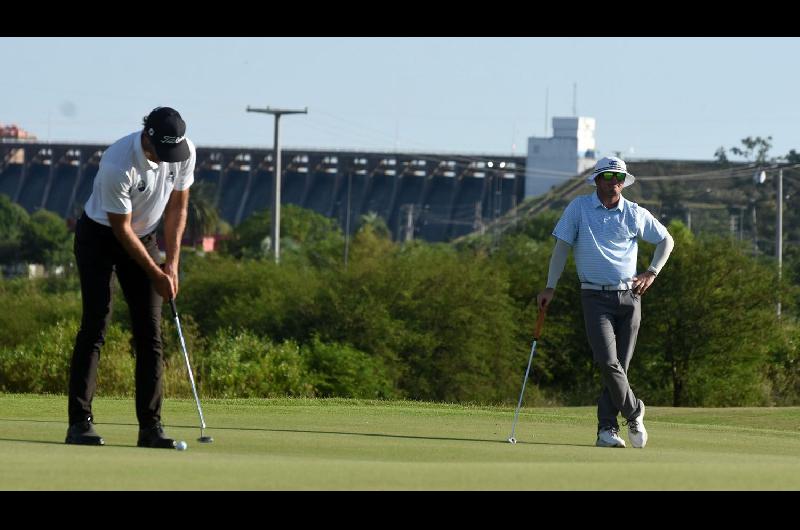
[600,171,626,182]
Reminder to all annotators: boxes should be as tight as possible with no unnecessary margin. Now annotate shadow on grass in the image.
[0,437,153,449]
[0,417,591,448]
[0,437,68,447]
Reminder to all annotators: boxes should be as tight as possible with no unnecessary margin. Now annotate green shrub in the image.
[0,319,135,395]
[3,203,799,407]
[0,279,81,349]
[302,336,396,398]
[761,320,800,405]
[160,310,206,398]
[199,330,313,398]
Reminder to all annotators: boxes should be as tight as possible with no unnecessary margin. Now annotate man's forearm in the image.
[647,232,675,275]
[163,192,188,266]
[546,238,571,289]
[111,223,163,279]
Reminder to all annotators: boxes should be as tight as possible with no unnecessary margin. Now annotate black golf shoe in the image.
[65,418,105,446]
[137,423,177,449]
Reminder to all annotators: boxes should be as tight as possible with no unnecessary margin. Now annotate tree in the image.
[634,220,781,406]
[488,230,598,404]
[185,181,222,248]
[785,149,800,164]
[357,212,391,240]
[727,136,773,164]
[222,204,344,267]
[19,209,72,266]
[0,194,30,264]
[502,210,561,242]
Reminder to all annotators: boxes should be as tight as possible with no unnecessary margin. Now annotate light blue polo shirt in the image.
[552,192,669,285]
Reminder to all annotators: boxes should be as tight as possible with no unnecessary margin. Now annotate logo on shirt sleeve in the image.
[136,179,146,192]
[168,171,175,184]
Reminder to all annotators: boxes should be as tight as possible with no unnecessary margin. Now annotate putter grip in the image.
[534,306,546,341]
[169,298,178,319]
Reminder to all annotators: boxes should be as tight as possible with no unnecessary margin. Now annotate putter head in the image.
[508,437,517,444]
[198,436,214,443]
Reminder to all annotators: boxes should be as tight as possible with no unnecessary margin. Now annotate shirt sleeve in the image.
[647,232,674,275]
[552,198,580,245]
[96,163,133,214]
[546,238,572,289]
[637,207,669,244]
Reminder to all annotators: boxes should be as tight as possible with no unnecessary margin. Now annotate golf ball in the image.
[176,441,188,451]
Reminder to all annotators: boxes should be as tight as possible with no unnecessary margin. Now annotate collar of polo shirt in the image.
[592,190,625,211]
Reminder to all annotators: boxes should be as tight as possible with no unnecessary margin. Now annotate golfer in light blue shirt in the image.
[537,156,674,449]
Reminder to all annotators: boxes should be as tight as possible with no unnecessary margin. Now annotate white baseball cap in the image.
[586,156,636,187]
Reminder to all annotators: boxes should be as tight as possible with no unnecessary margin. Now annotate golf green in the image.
[1,393,799,490]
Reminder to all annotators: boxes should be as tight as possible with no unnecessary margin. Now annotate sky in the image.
[2,37,799,161]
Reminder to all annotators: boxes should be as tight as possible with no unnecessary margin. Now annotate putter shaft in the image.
[170,299,207,431]
[509,339,538,440]
[508,307,546,442]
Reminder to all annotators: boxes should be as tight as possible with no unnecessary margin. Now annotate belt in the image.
[581,281,633,291]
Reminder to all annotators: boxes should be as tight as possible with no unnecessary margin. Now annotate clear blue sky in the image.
[1,37,798,160]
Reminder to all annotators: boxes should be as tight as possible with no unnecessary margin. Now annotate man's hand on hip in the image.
[632,271,656,296]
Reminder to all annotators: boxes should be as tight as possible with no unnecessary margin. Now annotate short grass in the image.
[1,393,799,490]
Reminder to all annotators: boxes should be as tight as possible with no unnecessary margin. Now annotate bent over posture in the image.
[66,107,195,449]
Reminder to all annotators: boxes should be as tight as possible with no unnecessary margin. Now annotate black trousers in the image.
[68,213,164,428]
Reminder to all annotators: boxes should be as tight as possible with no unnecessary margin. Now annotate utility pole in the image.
[755,164,785,317]
[544,87,549,136]
[344,169,353,268]
[473,201,483,234]
[739,207,744,241]
[405,204,415,242]
[573,82,577,116]
[246,105,308,263]
[777,168,783,317]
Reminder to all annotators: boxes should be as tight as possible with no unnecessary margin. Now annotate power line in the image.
[637,161,800,181]
[301,109,799,183]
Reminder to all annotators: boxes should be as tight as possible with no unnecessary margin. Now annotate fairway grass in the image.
[1,393,799,490]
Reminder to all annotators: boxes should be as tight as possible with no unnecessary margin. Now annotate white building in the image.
[525,117,597,198]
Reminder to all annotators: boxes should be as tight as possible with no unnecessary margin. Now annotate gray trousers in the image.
[580,289,643,431]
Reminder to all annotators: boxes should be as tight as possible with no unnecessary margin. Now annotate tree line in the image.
[1,198,799,406]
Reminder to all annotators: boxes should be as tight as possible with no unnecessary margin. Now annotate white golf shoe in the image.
[596,427,626,448]
[627,400,648,448]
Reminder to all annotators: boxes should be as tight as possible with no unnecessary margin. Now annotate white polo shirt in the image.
[84,131,195,237]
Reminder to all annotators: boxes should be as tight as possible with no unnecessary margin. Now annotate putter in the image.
[508,304,547,444]
[169,299,213,444]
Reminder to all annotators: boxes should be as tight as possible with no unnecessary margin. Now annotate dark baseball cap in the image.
[144,107,191,163]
